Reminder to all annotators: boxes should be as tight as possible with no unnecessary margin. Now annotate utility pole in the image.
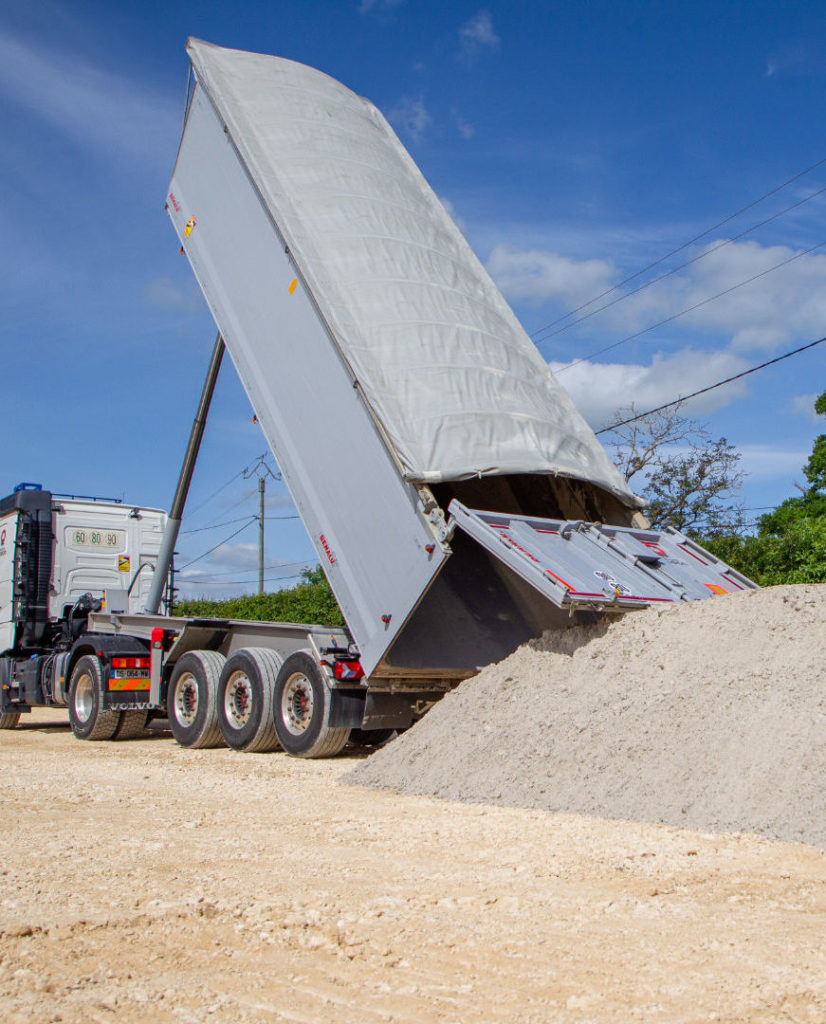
[258,475,265,595]
[243,454,280,596]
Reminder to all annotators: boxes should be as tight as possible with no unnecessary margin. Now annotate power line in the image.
[181,507,300,532]
[178,572,306,587]
[557,238,826,374]
[178,559,312,579]
[181,515,255,535]
[182,468,245,519]
[177,517,257,570]
[595,333,826,434]
[529,152,826,339]
[181,455,279,524]
[533,185,826,346]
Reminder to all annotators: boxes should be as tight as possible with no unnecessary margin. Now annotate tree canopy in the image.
[703,390,826,585]
[604,405,745,535]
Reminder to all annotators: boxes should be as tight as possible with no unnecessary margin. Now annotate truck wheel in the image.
[167,651,226,749]
[113,710,149,741]
[68,655,120,741]
[217,648,282,752]
[273,652,350,758]
[0,712,20,730]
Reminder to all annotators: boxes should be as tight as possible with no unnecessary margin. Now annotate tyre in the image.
[167,651,226,749]
[217,648,282,752]
[273,652,351,758]
[0,712,20,730]
[112,710,149,741]
[349,728,396,748]
[68,655,120,741]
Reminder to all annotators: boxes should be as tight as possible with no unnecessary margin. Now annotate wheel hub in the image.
[224,671,253,728]
[74,673,94,723]
[174,673,199,726]
[282,673,314,736]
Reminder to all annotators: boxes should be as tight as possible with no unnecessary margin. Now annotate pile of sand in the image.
[346,584,826,846]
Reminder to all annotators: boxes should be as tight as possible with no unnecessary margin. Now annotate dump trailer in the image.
[0,40,757,757]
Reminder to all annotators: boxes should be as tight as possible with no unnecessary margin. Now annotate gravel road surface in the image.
[2,710,826,1022]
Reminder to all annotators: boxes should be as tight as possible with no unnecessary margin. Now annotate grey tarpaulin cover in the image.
[187,39,640,507]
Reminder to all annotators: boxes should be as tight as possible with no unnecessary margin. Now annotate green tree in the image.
[605,404,745,535]
[703,391,826,585]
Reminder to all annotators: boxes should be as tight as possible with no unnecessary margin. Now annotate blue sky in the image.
[3,0,826,596]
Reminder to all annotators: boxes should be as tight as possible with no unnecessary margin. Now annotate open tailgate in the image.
[448,501,757,612]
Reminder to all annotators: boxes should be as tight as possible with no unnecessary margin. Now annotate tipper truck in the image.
[0,40,757,756]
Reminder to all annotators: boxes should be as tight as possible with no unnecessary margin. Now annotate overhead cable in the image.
[595,334,826,434]
[177,517,257,570]
[181,455,279,523]
[181,515,255,535]
[530,152,826,340]
[177,572,305,587]
[178,559,311,579]
[182,468,245,519]
[534,185,826,345]
[557,239,826,374]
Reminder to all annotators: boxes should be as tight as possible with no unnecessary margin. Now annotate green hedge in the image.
[173,566,345,626]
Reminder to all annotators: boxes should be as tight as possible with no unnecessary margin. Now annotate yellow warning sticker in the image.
[288,278,298,295]
[184,216,197,238]
[704,583,727,595]
[118,556,130,573]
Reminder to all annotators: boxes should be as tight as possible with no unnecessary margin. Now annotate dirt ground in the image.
[2,710,825,1024]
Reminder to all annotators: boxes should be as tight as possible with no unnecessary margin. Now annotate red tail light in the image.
[112,657,150,669]
[333,660,364,681]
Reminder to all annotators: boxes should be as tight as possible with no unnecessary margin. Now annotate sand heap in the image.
[346,584,826,847]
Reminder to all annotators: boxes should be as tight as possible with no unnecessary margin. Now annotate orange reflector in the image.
[704,583,727,596]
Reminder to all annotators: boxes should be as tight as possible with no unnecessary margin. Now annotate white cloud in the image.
[177,563,311,599]
[790,393,822,422]
[551,347,750,429]
[455,114,475,140]
[358,0,404,12]
[265,492,296,511]
[176,537,311,598]
[765,44,808,78]
[199,541,260,572]
[671,240,826,351]
[0,29,178,168]
[459,11,500,60]
[386,94,432,142]
[487,244,615,308]
[490,238,826,356]
[737,444,808,483]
